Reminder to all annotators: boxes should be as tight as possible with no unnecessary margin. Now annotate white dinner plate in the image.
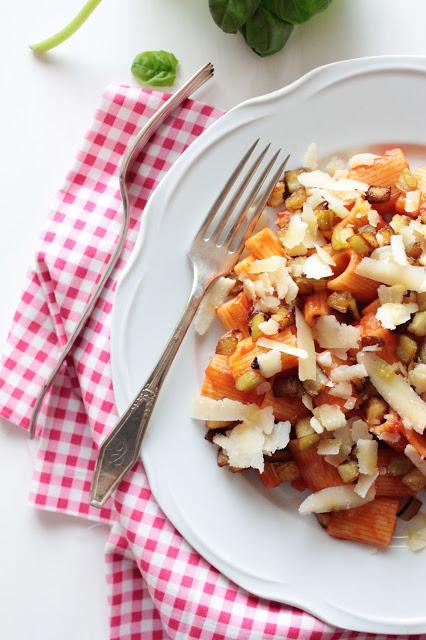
[111,56,426,634]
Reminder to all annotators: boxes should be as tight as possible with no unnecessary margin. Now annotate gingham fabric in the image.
[0,85,419,640]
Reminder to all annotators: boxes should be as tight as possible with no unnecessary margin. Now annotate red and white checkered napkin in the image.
[0,85,408,640]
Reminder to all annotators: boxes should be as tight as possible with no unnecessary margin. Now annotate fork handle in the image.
[89,283,204,507]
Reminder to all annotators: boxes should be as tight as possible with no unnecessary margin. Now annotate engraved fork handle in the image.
[29,62,214,439]
[89,283,204,507]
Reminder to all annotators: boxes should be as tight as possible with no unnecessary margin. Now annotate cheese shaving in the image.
[192,396,272,425]
[351,419,372,442]
[299,485,375,515]
[391,235,409,265]
[315,244,336,266]
[302,252,333,279]
[404,444,426,476]
[263,421,291,455]
[310,417,324,434]
[409,363,426,394]
[331,364,367,382]
[360,353,426,434]
[375,302,418,330]
[348,153,380,169]
[194,277,234,335]
[405,190,421,213]
[303,142,318,171]
[317,437,342,456]
[344,397,357,410]
[356,439,378,474]
[257,337,308,359]
[295,308,316,381]
[367,208,380,228]
[407,513,426,551]
[356,257,426,292]
[314,315,360,350]
[328,382,353,399]
[258,318,280,336]
[249,256,286,273]
[281,214,308,250]
[377,284,406,305]
[257,350,282,378]
[312,404,346,432]
[354,471,379,498]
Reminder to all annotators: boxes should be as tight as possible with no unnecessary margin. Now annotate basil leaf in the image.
[263,0,333,25]
[131,50,178,87]
[242,6,293,57]
[209,0,260,33]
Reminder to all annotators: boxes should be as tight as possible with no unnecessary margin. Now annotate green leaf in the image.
[241,6,293,57]
[263,0,333,25]
[209,0,260,33]
[131,50,178,87]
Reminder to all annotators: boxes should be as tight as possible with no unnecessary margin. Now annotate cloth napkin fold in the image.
[0,85,414,640]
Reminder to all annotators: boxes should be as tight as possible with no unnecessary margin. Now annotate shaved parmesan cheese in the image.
[303,252,333,279]
[354,471,379,498]
[310,417,324,434]
[192,396,274,430]
[362,344,381,352]
[391,235,408,265]
[258,318,279,336]
[257,350,282,378]
[348,153,380,169]
[370,245,395,262]
[317,437,342,455]
[360,353,426,434]
[317,350,332,368]
[194,277,234,335]
[325,156,344,175]
[281,214,308,250]
[298,171,368,193]
[315,244,336,266]
[257,337,307,359]
[254,272,274,298]
[356,439,378,474]
[213,423,265,471]
[328,382,353,399]
[243,278,256,301]
[295,308,316,382]
[378,284,406,305]
[314,315,360,350]
[405,190,421,213]
[312,404,346,432]
[409,363,426,394]
[356,258,426,292]
[325,451,351,467]
[407,513,426,551]
[331,364,367,382]
[301,202,318,236]
[263,421,291,454]
[367,208,380,228]
[288,257,306,278]
[256,296,281,313]
[351,419,372,442]
[249,256,286,273]
[302,393,313,411]
[299,485,375,515]
[405,444,426,476]
[303,142,318,171]
[376,302,418,330]
[344,397,356,410]
[317,189,350,218]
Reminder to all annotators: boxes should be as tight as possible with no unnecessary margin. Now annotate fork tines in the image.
[199,140,289,255]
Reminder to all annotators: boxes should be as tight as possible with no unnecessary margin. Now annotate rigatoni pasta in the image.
[192,145,426,551]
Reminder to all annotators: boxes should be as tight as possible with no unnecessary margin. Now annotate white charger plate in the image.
[111,56,426,635]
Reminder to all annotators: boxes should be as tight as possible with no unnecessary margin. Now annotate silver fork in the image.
[29,62,215,439]
[89,140,289,508]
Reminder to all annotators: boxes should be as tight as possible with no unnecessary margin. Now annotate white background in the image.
[1,1,426,638]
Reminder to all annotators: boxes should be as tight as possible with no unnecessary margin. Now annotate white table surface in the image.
[1,1,426,637]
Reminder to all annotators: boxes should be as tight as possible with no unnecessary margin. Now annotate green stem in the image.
[30,0,103,53]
